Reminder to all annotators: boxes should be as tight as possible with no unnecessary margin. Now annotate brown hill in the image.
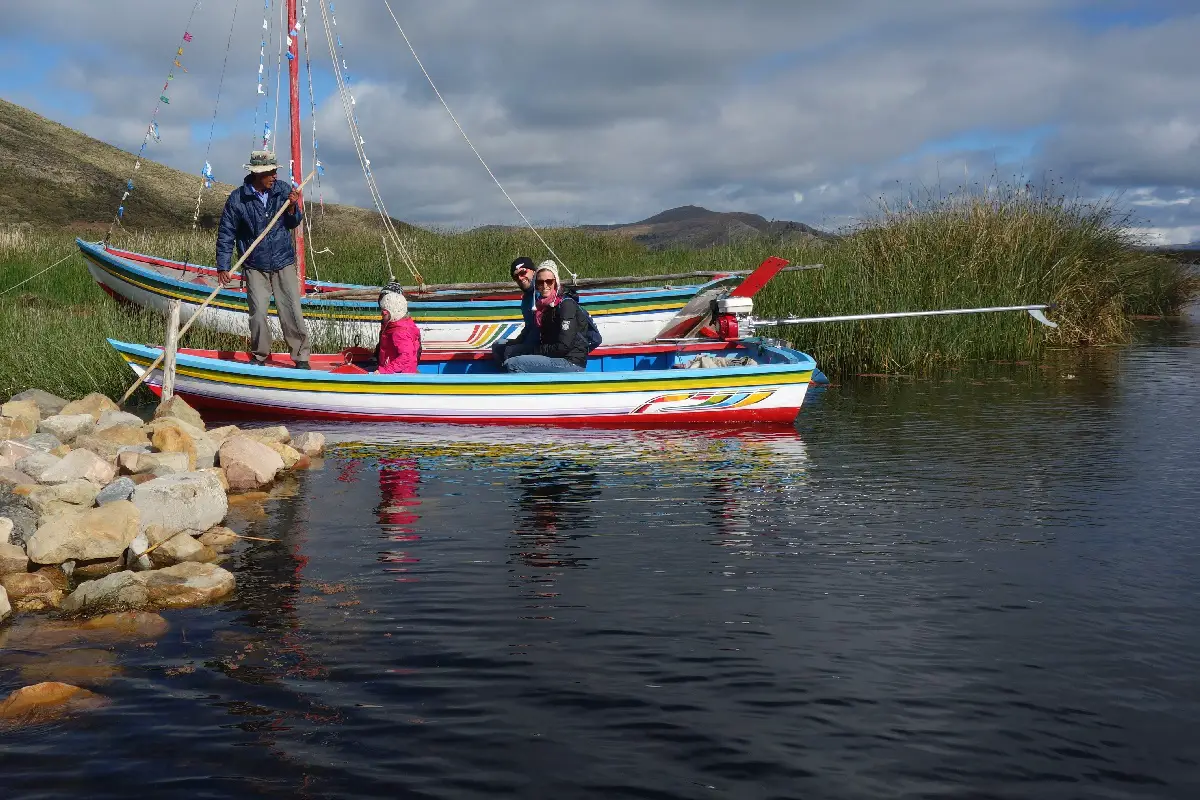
[582,205,835,251]
[0,97,393,234]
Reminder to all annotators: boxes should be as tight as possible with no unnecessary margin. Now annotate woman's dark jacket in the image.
[215,177,303,273]
[536,297,591,367]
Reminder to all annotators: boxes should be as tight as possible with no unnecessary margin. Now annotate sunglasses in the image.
[535,278,557,286]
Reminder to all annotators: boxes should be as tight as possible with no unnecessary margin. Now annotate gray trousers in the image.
[244,263,311,364]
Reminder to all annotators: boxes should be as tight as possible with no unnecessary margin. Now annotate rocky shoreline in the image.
[0,388,324,724]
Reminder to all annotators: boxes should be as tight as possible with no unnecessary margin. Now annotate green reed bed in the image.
[1,188,1195,401]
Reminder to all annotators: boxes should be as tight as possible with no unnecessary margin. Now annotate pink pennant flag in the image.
[182,31,193,42]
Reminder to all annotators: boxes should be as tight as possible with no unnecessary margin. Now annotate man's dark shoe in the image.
[295,361,312,370]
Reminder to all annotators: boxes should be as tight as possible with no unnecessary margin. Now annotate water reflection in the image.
[376,457,423,582]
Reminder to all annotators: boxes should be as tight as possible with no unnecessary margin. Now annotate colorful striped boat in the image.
[108,338,818,427]
[79,239,738,350]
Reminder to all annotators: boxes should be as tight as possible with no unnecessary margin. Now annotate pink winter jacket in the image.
[377,317,422,374]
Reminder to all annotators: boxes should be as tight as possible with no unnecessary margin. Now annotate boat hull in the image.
[110,340,814,427]
[80,240,720,350]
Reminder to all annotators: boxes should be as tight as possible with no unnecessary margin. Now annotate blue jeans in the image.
[503,354,585,373]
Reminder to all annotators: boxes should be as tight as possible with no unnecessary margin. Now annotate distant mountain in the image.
[582,205,835,251]
[0,97,396,233]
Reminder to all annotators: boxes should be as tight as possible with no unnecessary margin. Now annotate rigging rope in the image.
[0,253,77,298]
[193,0,243,231]
[380,0,577,282]
[104,0,204,242]
[300,0,327,282]
[318,0,423,284]
[272,0,285,152]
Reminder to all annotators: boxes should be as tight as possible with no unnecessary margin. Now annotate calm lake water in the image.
[3,314,1199,799]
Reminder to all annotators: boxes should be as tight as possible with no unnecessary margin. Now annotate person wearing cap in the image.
[502,260,590,373]
[490,255,540,364]
[215,149,311,368]
[376,283,422,374]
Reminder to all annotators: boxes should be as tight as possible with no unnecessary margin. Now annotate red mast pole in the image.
[287,0,306,290]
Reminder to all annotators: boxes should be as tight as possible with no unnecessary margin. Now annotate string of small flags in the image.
[301,1,325,185]
[105,22,197,240]
[253,0,274,151]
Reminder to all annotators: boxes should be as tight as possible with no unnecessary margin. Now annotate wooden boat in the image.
[80,238,749,350]
[108,338,818,427]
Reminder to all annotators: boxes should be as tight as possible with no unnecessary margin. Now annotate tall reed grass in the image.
[0,186,1195,401]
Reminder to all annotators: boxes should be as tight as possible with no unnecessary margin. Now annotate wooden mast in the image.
[288,0,306,289]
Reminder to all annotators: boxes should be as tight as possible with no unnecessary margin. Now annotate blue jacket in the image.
[510,289,540,346]
[215,177,303,272]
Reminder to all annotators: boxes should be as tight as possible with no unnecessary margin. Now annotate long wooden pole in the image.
[309,263,825,300]
[160,299,181,404]
[117,170,318,406]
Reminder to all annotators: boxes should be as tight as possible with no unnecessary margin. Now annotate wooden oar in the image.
[117,170,317,406]
[309,263,824,300]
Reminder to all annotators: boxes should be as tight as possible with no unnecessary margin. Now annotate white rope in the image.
[0,253,76,298]
[318,0,423,284]
[380,0,577,282]
[300,0,323,283]
[272,0,284,152]
[193,0,242,230]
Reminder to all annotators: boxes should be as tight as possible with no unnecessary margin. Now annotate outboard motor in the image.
[715,296,754,340]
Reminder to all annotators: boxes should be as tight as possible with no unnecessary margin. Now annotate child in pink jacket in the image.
[377,286,421,374]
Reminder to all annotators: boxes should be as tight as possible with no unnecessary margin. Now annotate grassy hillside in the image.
[0,97,392,234]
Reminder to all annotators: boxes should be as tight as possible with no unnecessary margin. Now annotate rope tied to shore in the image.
[0,252,78,298]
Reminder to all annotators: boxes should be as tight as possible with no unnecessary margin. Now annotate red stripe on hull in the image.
[163,388,801,428]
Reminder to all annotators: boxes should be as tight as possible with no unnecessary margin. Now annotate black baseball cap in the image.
[510,256,535,276]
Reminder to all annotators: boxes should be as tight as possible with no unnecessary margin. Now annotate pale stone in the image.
[16,451,62,482]
[291,431,326,457]
[74,425,151,462]
[150,425,196,469]
[0,584,9,622]
[0,467,37,487]
[27,480,100,514]
[147,418,216,468]
[148,532,217,567]
[2,399,41,430]
[118,451,190,476]
[1,440,36,464]
[153,396,205,431]
[197,526,238,552]
[27,501,140,564]
[246,425,291,444]
[95,477,136,506]
[218,435,284,490]
[206,425,241,444]
[94,410,144,432]
[8,389,69,418]
[0,416,36,440]
[0,539,26,575]
[130,472,228,536]
[123,531,152,571]
[60,393,119,421]
[61,562,235,614]
[36,413,95,445]
[1,571,65,611]
[266,441,304,469]
[38,449,116,486]
[199,467,229,491]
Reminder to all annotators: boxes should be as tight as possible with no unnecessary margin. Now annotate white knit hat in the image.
[379,289,408,319]
[535,259,560,286]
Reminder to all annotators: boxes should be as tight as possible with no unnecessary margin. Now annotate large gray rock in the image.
[0,538,28,576]
[0,468,36,488]
[26,501,141,565]
[9,389,69,418]
[37,414,95,445]
[218,435,283,490]
[291,431,326,457]
[148,532,217,568]
[26,481,100,517]
[38,450,116,486]
[206,425,241,445]
[0,487,36,546]
[16,433,63,453]
[245,425,291,445]
[130,472,228,536]
[61,562,235,615]
[95,477,137,506]
[16,451,62,483]
[95,410,145,432]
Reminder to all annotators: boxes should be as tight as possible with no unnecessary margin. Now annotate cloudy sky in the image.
[2,0,1198,242]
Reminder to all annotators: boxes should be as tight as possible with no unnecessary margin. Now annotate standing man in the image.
[216,150,311,369]
[491,255,539,364]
